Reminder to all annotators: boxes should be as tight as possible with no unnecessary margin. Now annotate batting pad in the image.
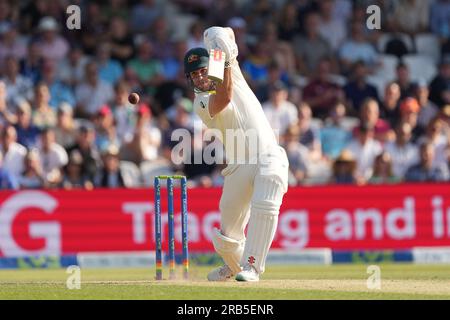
[212,228,245,274]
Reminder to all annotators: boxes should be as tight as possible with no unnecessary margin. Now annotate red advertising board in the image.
[0,184,449,257]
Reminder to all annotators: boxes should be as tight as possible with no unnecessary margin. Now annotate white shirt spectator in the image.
[3,75,33,106]
[346,138,383,179]
[263,101,298,135]
[75,81,114,115]
[384,141,419,178]
[318,17,347,51]
[57,55,90,86]
[37,142,69,179]
[1,142,26,178]
[37,36,69,63]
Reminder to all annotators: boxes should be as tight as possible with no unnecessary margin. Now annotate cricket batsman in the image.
[183,27,289,282]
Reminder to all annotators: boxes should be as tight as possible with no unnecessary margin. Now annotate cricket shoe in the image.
[235,264,259,282]
[207,265,235,281]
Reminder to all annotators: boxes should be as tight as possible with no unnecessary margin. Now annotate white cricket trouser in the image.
[218,145,289,274]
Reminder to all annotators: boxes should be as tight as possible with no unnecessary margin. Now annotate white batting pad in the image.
[212,228,245,274]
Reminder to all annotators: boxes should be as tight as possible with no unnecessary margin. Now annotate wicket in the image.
[154,175,189,280]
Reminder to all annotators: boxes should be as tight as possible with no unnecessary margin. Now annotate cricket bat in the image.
[207,49,226,83]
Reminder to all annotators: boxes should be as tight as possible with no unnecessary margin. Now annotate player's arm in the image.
[208,66,232,117]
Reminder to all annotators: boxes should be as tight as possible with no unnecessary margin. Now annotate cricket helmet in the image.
[184,47,214,92]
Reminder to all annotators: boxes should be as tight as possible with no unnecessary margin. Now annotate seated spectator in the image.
[330,150,357,185]
[355,98,392,143]
[384,122,419,178]
[161,40,188,82]
[390,0,429,36]
[149,17,175,61]
[75,61,114,119]
[129,0,161,33]
[37,128,68,187]
[0,150,19,190]
[255,60,290,103]
[35,17,69,63]
[96,145,127,188]
[395,62,415,99]
[96,42,123,86]
[297,103,322,161]
[417,117,449,168]
[368,152,402,184]
[18,149,46,189]
[344,60,379,113]
[346,123,383,182]
[94,105,120,153]
[31,82,57,129]
[14,100,41,149]
[111,80,136,144]
[54,103,78,149]
[405,142,449,182]
[320,103,353,160]
[3,55,33,106]
[414,80,439,130]
[0,80,16,126]
[186,21,204,50]
[1,125,26,179]
[262,81,298,137]
[338,20,379,75]
[380,81,402,127]
[429,55,450,109]
[120,104,161,164]
[107,16,134,66]
[66,124,102,182]
[242,42,271,89]
[40,59,76,109]
[303,57,344,118]
[0,22,26,70]
[277,3,301,42]
[61,150,93,190]
[292,11,334,77]
[317,0,347,52]
[126,40,164,96]
[56,45,89,88]
[284,125,310,185]
[430,0,450,41]
[20,41,43,85]
[399,97,423,142]
[165,97,196,128]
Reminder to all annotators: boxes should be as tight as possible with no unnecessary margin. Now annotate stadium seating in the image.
[415,33,441,64]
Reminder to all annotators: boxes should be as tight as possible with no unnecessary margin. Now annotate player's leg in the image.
[236,147,289,281]
[208,164,255,281]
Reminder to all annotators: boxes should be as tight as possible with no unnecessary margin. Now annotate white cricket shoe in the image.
[207,265,235,281]
[235,264,259,282]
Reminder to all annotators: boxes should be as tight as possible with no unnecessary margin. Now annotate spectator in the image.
[14,100,40,149]
[297,102,322,161]
[338,20,379,75]
[61,150,93,190]
[317,0,347,51]
[107,16,134,66]
[227,17,252,62]
[20,41,43,85]
[40,59,76,109]
[94,105,120,153]
[37,128,68,187]
[0,22,26,70]
[346,123,383,182]
[112,80,136,144]
[96,145,127,188]
[75,61,114,119]
[129,0,162,34]
[242,42,271,88]
[0,150,19,189]
[255,60,289,103]
[0,79,16,126]
[54,103,77,149]
[2,55,33,106]
[120,103,161,164]
[303,57,344,118]
[384,122,419,178]
[395,62,414,99]
[277,2,300,42]
[31,82,57,129]
[417,117,449,168]
[380,81,402,127]
[56,45,89,88]
[66,124,102,182]
[344,60,379,113]
[18,149,45,189]
[414,80,440,130]
[399,97,423,142]
[35,17,69,63]
[320,102,353,160]
[292,11,334,77]
[430,0,450,41]
[330,149,357,185]
[355,98,392,143]
[405,142,449,182]
[368,152,401,184]
[96,42,124,86]
[390,0,429,36]
[284,124,309,185]
[187,21,205,50]
[149,17,174,61]
[161,40,188,82]
[0,125,26,179]
[429,55,450,109]
[165,97,196,127]
[262,81,298,137]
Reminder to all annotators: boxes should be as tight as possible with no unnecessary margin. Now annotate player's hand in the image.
[204,26,238,62]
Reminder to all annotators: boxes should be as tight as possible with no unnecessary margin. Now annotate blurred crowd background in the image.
[0,0,449,190]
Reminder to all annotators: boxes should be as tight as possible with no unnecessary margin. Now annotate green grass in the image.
[0,264,449,300]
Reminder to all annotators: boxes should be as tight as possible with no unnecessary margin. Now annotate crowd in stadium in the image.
[0,0,449,190]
